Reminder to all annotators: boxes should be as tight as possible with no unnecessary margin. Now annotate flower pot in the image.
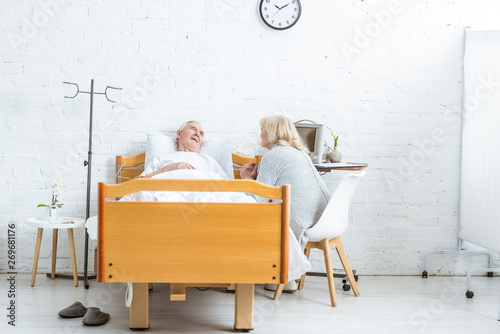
[49,207,58,223]
[327,147,342,163]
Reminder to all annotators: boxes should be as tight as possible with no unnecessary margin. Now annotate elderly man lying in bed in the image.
[139,120,228,180]
[87,120,310,280]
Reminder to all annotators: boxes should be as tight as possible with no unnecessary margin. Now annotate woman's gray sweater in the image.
[253,144,331,249]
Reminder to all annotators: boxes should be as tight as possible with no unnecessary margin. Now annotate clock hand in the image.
[271,5,282,18]
[280,3,291,10]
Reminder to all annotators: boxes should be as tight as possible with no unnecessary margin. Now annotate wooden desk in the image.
[314,162,368,173]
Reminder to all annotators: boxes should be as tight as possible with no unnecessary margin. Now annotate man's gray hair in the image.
[178,120,201,132]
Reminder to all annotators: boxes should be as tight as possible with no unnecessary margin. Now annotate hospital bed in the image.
[97,152,287,331]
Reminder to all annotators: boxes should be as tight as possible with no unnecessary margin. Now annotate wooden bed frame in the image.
[98,152,285,331]
[114,152,262,182]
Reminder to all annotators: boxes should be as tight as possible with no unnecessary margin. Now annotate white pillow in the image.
[145,133,234,179]
[199,136,234,179]
[145,133,176,168]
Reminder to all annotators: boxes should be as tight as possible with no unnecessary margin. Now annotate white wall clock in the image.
[259,0,302,31]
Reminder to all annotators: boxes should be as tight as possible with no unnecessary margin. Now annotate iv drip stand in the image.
[62,79,121,289]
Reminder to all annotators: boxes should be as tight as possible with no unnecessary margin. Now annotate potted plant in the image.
[38,181,64,223]
[327,130,342,163]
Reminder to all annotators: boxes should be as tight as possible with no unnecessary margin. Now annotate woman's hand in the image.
[240,162,257,180]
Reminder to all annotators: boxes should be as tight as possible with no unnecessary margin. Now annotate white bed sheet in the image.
[86,169,311,280]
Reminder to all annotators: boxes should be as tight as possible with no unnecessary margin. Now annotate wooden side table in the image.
[25,217,85,287]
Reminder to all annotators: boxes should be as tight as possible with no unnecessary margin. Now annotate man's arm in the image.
[141,161,196,178]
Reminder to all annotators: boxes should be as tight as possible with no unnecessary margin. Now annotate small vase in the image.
[49,207,58,223]
[327,147,342,163]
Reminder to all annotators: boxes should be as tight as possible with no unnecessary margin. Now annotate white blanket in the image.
[86,169,311,280]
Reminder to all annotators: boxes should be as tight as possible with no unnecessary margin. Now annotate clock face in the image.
[259,0,302,30]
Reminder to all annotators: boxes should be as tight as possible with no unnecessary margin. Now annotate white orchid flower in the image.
[38,181,65,209]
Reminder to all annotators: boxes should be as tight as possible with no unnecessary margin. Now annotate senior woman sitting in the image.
[240,115,331,292]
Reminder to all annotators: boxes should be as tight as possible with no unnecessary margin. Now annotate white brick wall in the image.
[1,0,499,276]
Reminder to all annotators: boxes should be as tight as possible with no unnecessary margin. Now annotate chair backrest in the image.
[307,171,366,242]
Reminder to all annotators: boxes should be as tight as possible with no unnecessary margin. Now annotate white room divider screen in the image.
[458,29,500,254]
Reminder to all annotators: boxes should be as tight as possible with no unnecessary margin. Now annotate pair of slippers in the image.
[58,301,110,326]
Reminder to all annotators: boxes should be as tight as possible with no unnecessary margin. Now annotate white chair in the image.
[273,171,366,306]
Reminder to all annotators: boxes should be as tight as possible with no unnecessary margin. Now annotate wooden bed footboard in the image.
[97,178,290,331]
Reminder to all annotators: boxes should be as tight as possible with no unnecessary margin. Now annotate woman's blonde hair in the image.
[259,115,309,153]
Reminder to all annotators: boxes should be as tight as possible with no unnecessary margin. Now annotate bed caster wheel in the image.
[488,272,494,277]
[422,271,428,278]
[342,284,351,291]
[234,327,253,332]
[466,290,474,299]
[354,275,359,282]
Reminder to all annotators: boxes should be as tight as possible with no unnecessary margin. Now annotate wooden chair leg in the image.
[273,284,285,300]
[298,245,311,290]
[31,228,44,287]
[332,237,359,296]
[321,239,337,307]
[51,229,58,279]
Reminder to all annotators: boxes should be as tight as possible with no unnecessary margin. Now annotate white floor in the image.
[1,273,499,333]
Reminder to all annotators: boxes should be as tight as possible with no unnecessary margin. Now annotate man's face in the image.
[177,122,204,152]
